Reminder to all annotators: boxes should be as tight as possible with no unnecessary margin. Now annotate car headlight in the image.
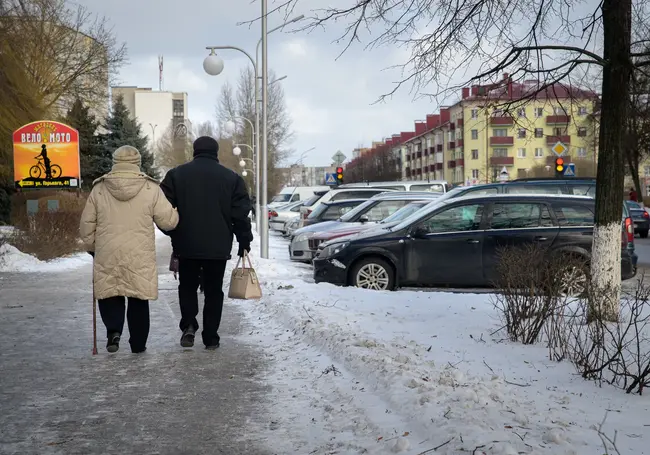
[320,241,350,258]
[294,232,314,243]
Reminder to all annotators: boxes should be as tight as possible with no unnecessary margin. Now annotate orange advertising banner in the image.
[13,121,81,189]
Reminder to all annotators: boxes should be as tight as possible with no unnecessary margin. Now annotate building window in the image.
[471,109,478,118]
[517,108,526,118]
[535,128,544,138]
[535,107,544,118]
[173,99,184,118]
[471,149,479,159]
[517,148,526,158]
[577,127,587,137]
[472,169,480,179]
[535,148,543,158]
[517,128,526,138]
[493,128,507,137]
[493,148,508,157]
[578,106,588,116]
[553,127,567,136]
[554,106,567,115]
[577,147,587,158]
[471,129,479,140]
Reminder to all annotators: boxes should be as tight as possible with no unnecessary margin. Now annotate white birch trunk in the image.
[589,222,622,322]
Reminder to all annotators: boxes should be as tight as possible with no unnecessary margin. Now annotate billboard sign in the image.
[13,121,81,189]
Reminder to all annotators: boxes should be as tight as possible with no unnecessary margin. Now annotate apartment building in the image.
[111,86,191,149]
[401,76,597,184]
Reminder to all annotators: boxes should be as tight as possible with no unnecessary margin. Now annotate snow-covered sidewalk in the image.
[239,233,650,455]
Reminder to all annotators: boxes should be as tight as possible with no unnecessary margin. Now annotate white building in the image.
[111,86,191,150]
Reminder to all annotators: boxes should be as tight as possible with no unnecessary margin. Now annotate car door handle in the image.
[534,236,548,241]
[467,239,480,244]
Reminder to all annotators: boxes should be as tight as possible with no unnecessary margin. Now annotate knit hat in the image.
[113,145,142,167]
[193,136,219,156]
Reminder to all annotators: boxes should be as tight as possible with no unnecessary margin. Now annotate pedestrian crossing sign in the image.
[563,163,576,177]
[325,173,337,185]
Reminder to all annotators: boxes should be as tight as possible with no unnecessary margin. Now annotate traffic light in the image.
[336,166,344,185]
[554,157,565,178]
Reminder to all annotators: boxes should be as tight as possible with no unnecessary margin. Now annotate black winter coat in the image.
[160,153,253,260]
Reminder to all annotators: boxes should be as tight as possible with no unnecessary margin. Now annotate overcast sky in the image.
[68,0,464,166]
[72,0,605,167]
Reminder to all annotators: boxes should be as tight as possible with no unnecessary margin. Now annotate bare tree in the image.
[154,121,193,173]
[215,67,293,197]
[264,0,650,321]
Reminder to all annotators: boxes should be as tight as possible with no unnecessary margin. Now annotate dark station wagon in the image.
[313,194,637,294]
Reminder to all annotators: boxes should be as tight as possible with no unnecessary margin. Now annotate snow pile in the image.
[237,235,649,454]
[0,243,91,272]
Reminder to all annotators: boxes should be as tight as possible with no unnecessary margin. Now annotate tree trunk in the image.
[590,0,632,322]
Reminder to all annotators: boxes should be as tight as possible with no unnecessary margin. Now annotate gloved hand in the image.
[237,242,251,257]
[87,251,94,257]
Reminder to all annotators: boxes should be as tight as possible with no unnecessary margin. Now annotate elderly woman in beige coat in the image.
[80,146,179,354]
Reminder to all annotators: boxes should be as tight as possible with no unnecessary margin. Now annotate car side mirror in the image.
[359,214,369,223]
[410,225,428,238]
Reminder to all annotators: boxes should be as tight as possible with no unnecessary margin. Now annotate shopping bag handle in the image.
[234,251,254,271]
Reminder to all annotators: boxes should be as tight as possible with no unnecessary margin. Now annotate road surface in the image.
[0,237,276,455]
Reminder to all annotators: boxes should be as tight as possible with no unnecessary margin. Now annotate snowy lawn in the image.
[238,233,650,455]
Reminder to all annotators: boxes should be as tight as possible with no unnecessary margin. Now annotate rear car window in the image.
[410,183,445,192]
[307,203,330,219]
[420,204,484,233]
[552,203,594,226]
[331,190,385,201]
[364,200,408,221]
[569,185,593,196]
[506,184,564,195]
[626,200,643,210]
[462,187,499,196]
[489,203,553,229]
[304,193,325,206]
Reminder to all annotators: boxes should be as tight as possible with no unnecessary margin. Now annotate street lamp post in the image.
[204,12,303,259]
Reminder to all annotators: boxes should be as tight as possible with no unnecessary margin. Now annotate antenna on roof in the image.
[158,55,164,91]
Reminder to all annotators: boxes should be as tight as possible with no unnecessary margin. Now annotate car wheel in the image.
[558,260,589,297]
[641,230,649,239]
[351,257,395,291]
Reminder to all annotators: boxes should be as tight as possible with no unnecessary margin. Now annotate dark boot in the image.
[107,332,121,353]
[180,327,196,348]
[205,341,220,350]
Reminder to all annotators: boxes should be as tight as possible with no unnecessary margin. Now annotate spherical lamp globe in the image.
[233,146,242,156]
[224,120,236,134]
[239,160,246,168]
[242,170,248,177]
[203,53,224,76]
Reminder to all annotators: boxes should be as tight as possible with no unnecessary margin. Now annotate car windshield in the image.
[308,203,330,219]
[626,200,642,210]
[380,202,427,223]
[271,194,292,203]
[338,199,377,221]
[304,193,326,206]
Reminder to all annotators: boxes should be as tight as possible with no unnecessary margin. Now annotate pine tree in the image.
[64,99,110,189]
[100,94,158,179]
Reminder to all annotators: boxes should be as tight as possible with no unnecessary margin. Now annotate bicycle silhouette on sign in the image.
[31,144,62,179]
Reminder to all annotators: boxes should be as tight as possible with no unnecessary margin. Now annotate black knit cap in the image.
[193,136,219,156]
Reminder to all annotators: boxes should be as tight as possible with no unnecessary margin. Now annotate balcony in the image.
[429,146,436,155]
[456,158,465,167]
[490,156,514,166]
[429,165,436,172]
[489,116,514,126]
[435,163,443,170]
[456,139,464,148]
[546,135,571,145]
[406,155,411,161]
[489,136,514,146]
[546,115,571,125]
[417,151,423,158]
[448,141,456,149]
[436,144,443,152]
[405,168,411,176]
[448,160,456,169]
[449,123,456,130]
[457,118,464,127]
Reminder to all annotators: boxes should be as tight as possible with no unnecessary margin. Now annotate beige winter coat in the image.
[80,163,179,301]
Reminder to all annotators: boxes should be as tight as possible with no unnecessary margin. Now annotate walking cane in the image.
[92,259,98,355]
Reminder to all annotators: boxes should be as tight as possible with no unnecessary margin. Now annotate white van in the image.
[337,180,450,193]
[269,186,330,208]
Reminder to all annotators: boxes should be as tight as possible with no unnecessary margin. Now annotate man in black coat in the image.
[161,136,253,349]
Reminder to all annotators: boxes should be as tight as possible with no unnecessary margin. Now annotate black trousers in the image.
[98,297,150,353]
[178,258,227,347]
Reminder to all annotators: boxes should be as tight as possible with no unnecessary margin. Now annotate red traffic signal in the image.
[336,167,343,173]
[555,157,565,174]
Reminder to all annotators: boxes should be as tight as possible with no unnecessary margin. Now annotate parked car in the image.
[313,194,637,294]
[303,199,368,227]
[283,218,301,237]
[337,180,450,193]
[625,200,649,238]
[299,187,397,223]
[307,200,433,248]
[269,186,330,208]
[290,192,440,263]
[269,200,306,233]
